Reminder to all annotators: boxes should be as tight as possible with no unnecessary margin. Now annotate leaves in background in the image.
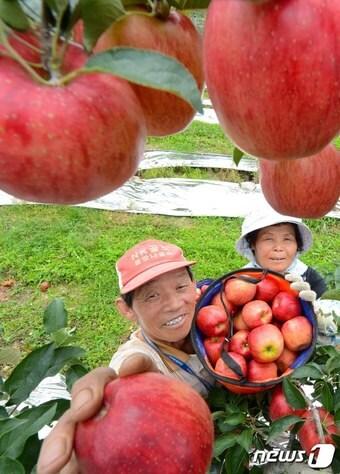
[0,0,29,30]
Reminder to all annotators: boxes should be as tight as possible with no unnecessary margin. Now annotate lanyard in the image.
[142,331,213,392]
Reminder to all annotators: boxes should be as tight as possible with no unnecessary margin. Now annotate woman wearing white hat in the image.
[236,205,327,298]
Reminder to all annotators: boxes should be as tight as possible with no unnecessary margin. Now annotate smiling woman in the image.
[236,204,327,298]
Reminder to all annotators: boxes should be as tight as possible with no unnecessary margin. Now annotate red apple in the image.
[272,292,302,322]
[255,277,280,303]
[248,324,284,363]
[276,347,297,374]
[94,11,204,136]
[269,385,306,421]
[215,352,247,380]
[260,144,340,218]
[204,0,340,159]
[0,44,146,204]
[196,305,229,337]
[247,360,277,383]
[298,408,338,455]
[233,310,249,331]
[224,278,257,306]
[211,292,235,316]
[228,330,251,358]
[281,316,313,351]
[241,300,272,328]
[203,336,225,366]
[74,373,214,473]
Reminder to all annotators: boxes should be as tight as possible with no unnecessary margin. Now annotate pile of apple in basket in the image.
[192,269,317,394]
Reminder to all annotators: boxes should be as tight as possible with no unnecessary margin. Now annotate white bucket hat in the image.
[236,206,313,261]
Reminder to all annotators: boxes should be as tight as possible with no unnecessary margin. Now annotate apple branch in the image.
[0,20,48,85]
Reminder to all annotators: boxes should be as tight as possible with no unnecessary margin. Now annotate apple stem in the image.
[153,0,170,20]
[0,20,49,85]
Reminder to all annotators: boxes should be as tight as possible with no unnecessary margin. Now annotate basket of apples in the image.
[191,268,317,394]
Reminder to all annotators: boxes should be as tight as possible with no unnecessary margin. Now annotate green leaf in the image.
[334,388,340,412]
[282,377,308,409]
[326,355,340,374]
[85,47,203,113]
[0,418,27,440]
[17,434,41,473]
[0,0,29,30]
[319,382,334,412]
[0,403,57,459]
[208,386,228,410]
[45,346,86,377]
[267,415,303,442]
[79,0,125,50]
[44,0,69,14]
[43,298,68,334]
[291,363,324,380]
[0,456,24,474]
[232,147,244,166]
[222,412,246,427]
[65,364,89,392]
[4,344,56,406]
[213,433,237,457]
[236,428,253,452]
[51,328,76,347]
[0,407,8,419]
[225,444,248,474]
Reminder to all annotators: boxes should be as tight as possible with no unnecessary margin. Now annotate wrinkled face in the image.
[253,224,298,273]
[130,268,197,345]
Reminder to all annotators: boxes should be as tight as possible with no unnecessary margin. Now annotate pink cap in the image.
[116,239,196,294]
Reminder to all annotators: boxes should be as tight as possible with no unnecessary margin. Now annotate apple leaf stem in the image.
[0,20,49,85]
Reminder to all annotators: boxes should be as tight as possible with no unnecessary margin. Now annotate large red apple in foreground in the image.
[248,324,284,363]
[204,0,340,159]
[0,45,146,204]
[260,144,340,218]
[74,373,214,473]
[94,11,203,136]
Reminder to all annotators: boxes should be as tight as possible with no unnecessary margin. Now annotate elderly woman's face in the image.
[253,223,298,273]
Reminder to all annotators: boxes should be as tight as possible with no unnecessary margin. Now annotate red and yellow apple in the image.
[248,324,284,363]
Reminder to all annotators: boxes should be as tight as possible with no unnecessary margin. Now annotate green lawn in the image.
[0,205,339,371]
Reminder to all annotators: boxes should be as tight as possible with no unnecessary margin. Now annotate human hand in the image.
[285,273,317,303]
[37,354,157,474]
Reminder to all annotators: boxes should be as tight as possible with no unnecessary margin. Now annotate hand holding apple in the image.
[74,373,214,474]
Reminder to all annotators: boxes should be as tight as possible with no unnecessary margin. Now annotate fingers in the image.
[285,273,303,283]
[290,281,311,292]
[119,353,159,377]
[70,367,116,421]
[37,367,116,474]
[37,411,77,474]
[298,289,317,303]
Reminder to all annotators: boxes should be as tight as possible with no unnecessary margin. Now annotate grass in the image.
[0,118,339,373]
[0,205,339,372]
